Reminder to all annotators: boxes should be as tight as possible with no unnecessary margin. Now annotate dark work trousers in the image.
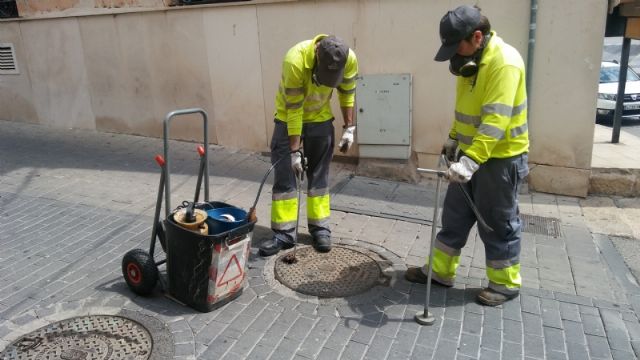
[270,119,335,243]
[436,152,529,292]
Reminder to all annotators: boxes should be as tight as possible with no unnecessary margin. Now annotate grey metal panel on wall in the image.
[356,73,412,159]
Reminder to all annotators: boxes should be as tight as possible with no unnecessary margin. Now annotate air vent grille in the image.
[0,43,19,75]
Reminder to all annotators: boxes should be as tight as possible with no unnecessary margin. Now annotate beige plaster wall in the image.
[0,22,39,124]
[0,0,607,196]
[79,10,218,141]
[204,6,266,150]
[20,18,96,130]
[526,0,606,196]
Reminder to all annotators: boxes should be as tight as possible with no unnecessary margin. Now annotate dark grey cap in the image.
[434,5,481,62]
[315,36,348,88]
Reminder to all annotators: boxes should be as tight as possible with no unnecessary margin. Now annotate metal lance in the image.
[414,163,446,326]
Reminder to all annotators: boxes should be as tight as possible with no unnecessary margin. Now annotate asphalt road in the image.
[598,119,640,135]
[603,37,640,73]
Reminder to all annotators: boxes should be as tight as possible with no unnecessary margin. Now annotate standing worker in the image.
[259,34,358,257]
[405,5,529,306]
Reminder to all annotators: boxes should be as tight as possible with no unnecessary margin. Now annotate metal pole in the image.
[526,0,538,102]
[163,117,171,218]
[194,148,206,204]
[149,167,165,258]
[162,108,209,217]
[293,172,303,258]
[415,172,443,326]
[612,35,631,143]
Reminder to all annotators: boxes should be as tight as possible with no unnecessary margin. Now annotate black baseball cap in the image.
[315,36,349,88]
[434,5,482,62]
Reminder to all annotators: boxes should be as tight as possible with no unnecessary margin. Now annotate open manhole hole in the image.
[0,315,152,359]
[274,246,388,298]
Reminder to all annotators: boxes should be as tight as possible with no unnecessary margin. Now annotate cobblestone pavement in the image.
[1,120,639,359]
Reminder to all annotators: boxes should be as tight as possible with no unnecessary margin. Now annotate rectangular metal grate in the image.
[0,43,19,75]
[520,213,562,237]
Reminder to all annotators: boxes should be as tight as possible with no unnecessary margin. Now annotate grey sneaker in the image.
[477,287,519,306]
[259,237,294,257]
[404,267,452,287]
[312,234,331,253]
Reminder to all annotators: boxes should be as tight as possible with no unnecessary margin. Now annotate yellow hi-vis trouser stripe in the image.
[486,263,521,295]
[430,248,459,286]
[430,246,522,294]
[271,198,298,230]
[307,193,330,223]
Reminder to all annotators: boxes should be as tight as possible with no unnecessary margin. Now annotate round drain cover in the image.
[0,315,152,360]
[274,246,385,297]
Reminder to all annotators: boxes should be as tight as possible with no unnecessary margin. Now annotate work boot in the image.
[259,237,294,257]
[312,234,332,253]
[476,287,519,306]
[404,266,453,287]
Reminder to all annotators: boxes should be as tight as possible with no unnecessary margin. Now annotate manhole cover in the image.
[521,213,562,237]
[274,246,386,298]
[0,315,152,360]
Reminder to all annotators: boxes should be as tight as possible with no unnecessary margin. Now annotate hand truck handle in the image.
[163,108,209,218]
[155,155,165,167]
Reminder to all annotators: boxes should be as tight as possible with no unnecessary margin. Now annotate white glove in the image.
[442,137,458,162]
[446,156,479,183]
[291,151,303,176]
[338,126,356,153]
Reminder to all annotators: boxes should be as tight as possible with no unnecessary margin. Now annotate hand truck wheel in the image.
[122,249,158,296]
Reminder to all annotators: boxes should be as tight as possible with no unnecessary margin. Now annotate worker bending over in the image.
[260,35,358,257]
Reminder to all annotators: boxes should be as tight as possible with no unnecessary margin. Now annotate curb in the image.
[593,233,640,316]
[590,168,640,197]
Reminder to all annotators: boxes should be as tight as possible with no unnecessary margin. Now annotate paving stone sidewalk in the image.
[1,120,639,359]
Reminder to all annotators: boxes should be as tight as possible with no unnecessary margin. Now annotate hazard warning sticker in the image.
[207,234,251,303]
[217,254,243,286]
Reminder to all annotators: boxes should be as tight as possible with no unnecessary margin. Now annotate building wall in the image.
[527,0,606,196]
[0,0,607,197]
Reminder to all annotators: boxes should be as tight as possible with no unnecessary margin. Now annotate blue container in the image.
[206,207,248,235]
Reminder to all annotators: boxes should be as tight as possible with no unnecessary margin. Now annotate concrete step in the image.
[590,168,640,197]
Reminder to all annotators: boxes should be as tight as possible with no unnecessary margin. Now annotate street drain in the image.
[274,246,387,298]
[521,213,562,237]
[0,315,152,359]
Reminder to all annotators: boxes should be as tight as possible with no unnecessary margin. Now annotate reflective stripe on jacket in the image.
[274,34,358,136]
[449,31,529,164]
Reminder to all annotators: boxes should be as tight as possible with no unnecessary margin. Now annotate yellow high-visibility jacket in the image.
[450,31,529,164]
[274,34,358,136]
